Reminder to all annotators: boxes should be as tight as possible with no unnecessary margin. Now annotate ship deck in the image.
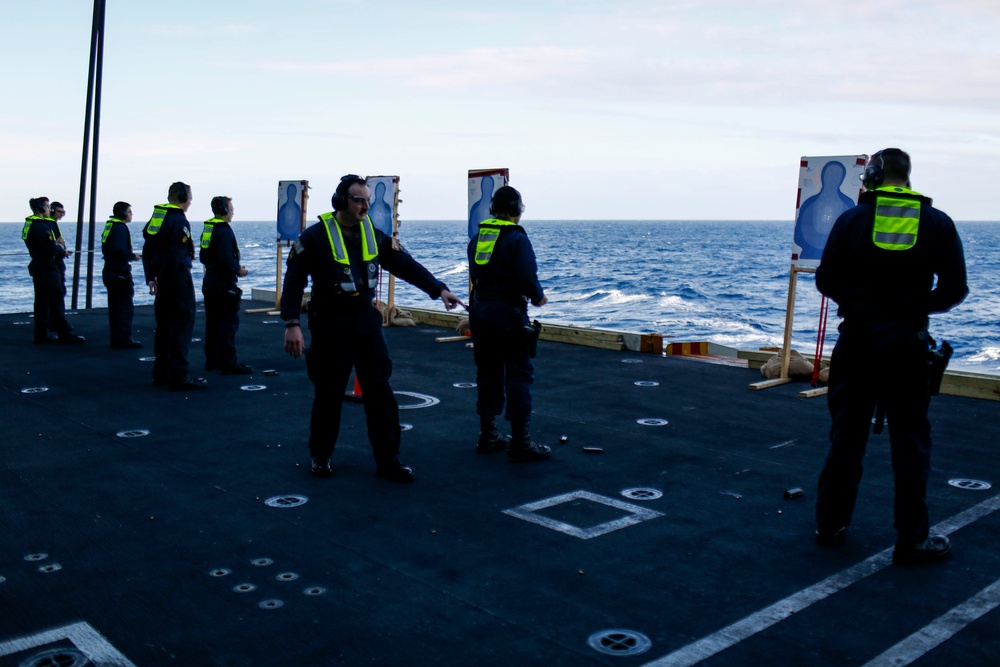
[2,302,998,666]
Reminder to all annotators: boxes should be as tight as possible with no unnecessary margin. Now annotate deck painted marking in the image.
[769,439,797,449]
[503,490,663,539]
[641,493,1000,666]
[861,577,1000,667]
[0,621,137,666]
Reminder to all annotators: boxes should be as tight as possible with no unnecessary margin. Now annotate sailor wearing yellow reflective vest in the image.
[467,185,550,463]
[815,148,968,564]
[101,201,142,349]
[23,196,84,344]
[142,182,207,391]
[200,196,251,375]
[280,174,465,483]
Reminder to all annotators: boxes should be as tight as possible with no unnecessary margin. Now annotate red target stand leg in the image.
[345,369,363,403]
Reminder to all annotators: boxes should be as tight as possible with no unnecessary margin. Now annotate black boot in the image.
[477,414,510,454]
[507,419,551,462]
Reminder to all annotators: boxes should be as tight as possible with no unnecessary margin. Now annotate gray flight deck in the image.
[1,302,998,666]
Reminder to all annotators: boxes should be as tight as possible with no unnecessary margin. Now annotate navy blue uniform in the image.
[143,208,196,385]
[102,220,137,346]
[24,217,75,341]
[467,224,545,422]
[280,220,448,463]
[200,221,243,371]
[815,188,967,546]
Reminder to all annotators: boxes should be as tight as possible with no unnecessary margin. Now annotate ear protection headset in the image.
[332,174,364,211]
[169,182,191,204]
[861,151,885,190]
[489,186,525,218]
[211,196,230,217]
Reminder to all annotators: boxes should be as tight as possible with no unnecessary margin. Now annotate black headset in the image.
[211,196,230,217]
[861,151,885,190]
[489,186,524,218]
[332,174,364,211]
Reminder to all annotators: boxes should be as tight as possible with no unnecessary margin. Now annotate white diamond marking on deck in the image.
[503,490,663,539]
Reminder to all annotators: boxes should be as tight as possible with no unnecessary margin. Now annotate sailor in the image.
[48,201,70,299]
[23,196,84,344]
[281,174,464,482]
[102,201,142,348]
[468,185,550,462]
[814,148,968,564]
[200,196,251,375]
[142,181,207,391]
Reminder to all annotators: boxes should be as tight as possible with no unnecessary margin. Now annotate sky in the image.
[2,0,999,224]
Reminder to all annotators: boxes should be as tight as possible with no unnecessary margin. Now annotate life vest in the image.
[145,203,181,236]
[21,215,45,241]
[474,218,517,265]
[318,212,379,293]
[101,218,123,245]
[200,217,224,249]
[872,186,922,251]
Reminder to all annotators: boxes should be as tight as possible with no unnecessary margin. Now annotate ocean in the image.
[3,219,997,374]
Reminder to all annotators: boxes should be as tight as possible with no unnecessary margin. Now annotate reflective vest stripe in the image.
[201,218,224,249]
[146,204,179,236]
[21,215,43,241]
[872,188,921,251]
[474,218,516,265]
[101,218,122,244]
[318,212,380,292]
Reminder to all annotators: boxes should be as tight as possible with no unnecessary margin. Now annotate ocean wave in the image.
[968,346,1000,363]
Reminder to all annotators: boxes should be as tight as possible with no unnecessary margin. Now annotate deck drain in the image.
[233,583,257,593]
[20,647,90,667]
[259,599,284,609]
[264,495,308,508]
[634,381,660,387]
[208,568,232,577]
[20,387,49,394]
[304,586,326,596]
[12,321,31,325]
[24,553,48,562]
[948,478,991,491]
[621,358,643,364]
[139,356,155,362]
[116,429,150,438]
[276,572,300,581]
[637,418,669,426]
[621,488,663,500]
[452,382,476,388]
[587,629,652,656]
[38,563,62,573]
[400,423,413,431]
[241,385,267,391]
[395,391,440,410]
[251,558,274,566]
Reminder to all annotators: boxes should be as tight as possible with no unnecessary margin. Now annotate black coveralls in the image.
[102,219,137,346]
[200,220,243,371]
[24,216,74,341]
[142,208,197,385]
[467,223,545,422]
[815,188,968,546]
[280,219,448,463]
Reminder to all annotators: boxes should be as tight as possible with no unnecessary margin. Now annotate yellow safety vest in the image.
[474,218,517,265]
[101,218,123,244]
[146,203,181,236]
[200,218,224,249]
[318,212,379,293]
[21,215,45,241]
[872,186,921,251]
